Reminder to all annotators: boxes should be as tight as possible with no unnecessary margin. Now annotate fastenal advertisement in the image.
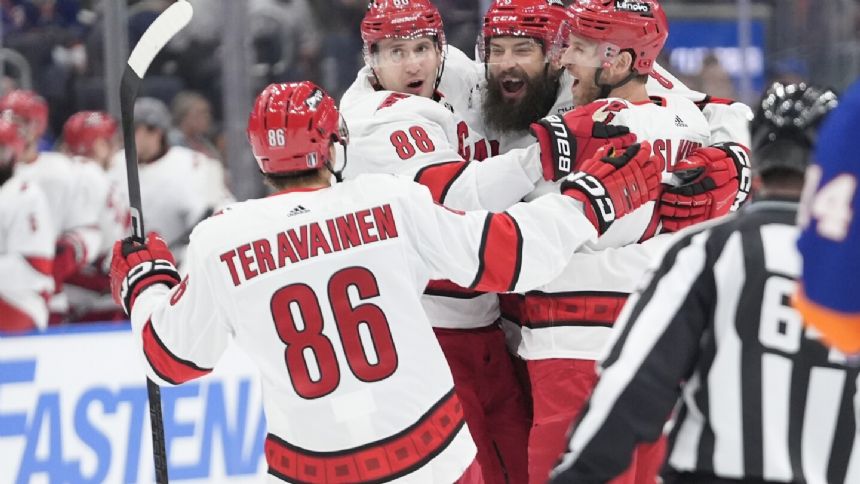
[0,324,267,483]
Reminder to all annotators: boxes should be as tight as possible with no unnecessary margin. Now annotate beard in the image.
[482,65,562,135]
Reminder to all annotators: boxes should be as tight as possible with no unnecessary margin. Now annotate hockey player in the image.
[109,81,663,483]
[795,79,860,357]
[0,118,55,331]
[341,1,643,481]
[61,111,130,321]
[551,82,852,484]
[506,1,753,481]
[110,97,233,262]
[1,89,102,322]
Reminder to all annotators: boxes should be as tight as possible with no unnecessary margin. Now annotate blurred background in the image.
[2,0,857,201]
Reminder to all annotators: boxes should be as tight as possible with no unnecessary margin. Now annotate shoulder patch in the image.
[377,93,410,111]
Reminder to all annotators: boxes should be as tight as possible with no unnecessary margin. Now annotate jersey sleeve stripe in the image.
[793,287,860,354]
[468,212,523,292]
[413,161,470,204]
[142,319,212,385]
[425,279,485,299]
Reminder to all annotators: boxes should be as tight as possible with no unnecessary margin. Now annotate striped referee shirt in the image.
[550,198,860,484]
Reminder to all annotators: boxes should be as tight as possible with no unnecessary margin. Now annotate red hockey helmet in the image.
[480,0,567,61]
[361,0,446,53]
[247,82,347,175]
[0,118,25,167]
[0,89,49,139]
[62,111,118,157]
[563,0,668,75]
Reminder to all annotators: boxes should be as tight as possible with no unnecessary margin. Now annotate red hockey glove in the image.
[53,234,88,291]
[530,110,638,181]
[110,233,180,316]
[660,142,752,233]
[561,141,664,235]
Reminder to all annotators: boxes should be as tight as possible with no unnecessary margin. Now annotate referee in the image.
[550,83,856,484]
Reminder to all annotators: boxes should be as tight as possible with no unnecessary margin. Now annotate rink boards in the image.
[0,323,267,483]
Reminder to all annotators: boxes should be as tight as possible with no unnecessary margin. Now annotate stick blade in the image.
[127,0,194,77]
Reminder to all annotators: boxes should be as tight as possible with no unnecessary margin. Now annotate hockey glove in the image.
[561,141,663,235]
[659,142,752,233]
[530,109,638,181]
[53,234,88,291]
[110,233,180,316]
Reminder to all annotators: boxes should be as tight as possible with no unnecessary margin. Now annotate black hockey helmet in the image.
[751,82,839,176]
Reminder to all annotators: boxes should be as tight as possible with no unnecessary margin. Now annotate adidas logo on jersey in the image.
[674,115,688,128]
[288,205,310,217]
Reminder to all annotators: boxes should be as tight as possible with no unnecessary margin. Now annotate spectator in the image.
[168,90,220,161]
[109,97,232,263]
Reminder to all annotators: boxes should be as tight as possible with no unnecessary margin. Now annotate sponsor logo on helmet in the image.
[491,15,519,22]
[614,0,651,13]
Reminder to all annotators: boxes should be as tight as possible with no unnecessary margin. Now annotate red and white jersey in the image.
[341,52,560,330]
[505,95,710,361]
[502,234,674,360]
[130,174,595,483]
[111,146,218,254]
[341,84,541,213]
[0,177,55,329]
[15,151,101,263]
[64,157,130,319]
[648,64,753,148]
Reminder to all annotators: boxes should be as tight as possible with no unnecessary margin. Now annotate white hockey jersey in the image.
[130,174,596,483]
[0,177,55,330]
[64,157,130,320]
[14,151,101,263]
[341,81,541,213]
[110,146,231,256]
[504,94,711,361]
[341,52,564,330]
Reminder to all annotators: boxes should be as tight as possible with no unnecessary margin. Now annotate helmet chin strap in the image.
[325,141,348,183]
[593,67,638,100]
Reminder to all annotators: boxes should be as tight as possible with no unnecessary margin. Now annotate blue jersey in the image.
[796,78,860,353]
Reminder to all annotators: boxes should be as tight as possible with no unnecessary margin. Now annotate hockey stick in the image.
[119,2,193,483]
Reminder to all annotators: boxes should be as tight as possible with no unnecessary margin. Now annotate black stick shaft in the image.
[119,64,169,484]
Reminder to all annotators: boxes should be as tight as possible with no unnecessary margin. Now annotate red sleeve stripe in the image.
[469,212,523,292]
[424,279,485,299]
[142,319,212,385]
[414,161,470,204]
[24,256,53,275]
[695,94,736,109]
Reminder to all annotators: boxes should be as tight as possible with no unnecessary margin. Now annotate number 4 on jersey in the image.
[799,166,857,241]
